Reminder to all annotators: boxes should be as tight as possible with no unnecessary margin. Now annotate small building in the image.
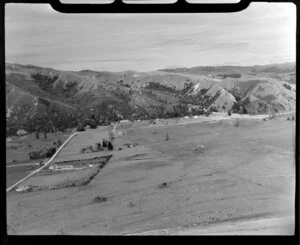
[53,164,74,171]
[16,129,28,136]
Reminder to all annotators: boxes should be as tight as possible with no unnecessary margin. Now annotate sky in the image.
[5,2,296,72]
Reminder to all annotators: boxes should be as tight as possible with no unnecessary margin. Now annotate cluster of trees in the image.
[29,146,56,160]
[6,101,81,137]
[218,73,241,79]
[113,88,131,103]
[117,80,130,88]
[145,81,177,94]
[80,139,113,153]
[32,73,79,104]
[9,72,261,138]
[31,73,58,93]
[283,83,292,90]
[181,82,194,94]
[231,102,248,114]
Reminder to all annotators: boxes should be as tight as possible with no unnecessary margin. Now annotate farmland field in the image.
[6,115,295,235]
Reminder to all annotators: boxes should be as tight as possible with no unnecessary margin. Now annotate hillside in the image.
[5,62,296,135]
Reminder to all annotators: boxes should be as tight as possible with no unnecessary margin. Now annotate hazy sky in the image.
[5,2,296,72]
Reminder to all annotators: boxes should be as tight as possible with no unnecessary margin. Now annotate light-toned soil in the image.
[129,215,294,235]
[6,116,295,235]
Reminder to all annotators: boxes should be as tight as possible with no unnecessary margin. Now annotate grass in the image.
[165,133,170,141]
[234,118,240,127]
[6,132,70,163]
[7,117,295,235]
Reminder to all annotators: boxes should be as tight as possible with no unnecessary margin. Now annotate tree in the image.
[35,126,40,139]
[43,131,47,140]
[102,139,108,147]
[76,122,85,131]
[107,141,114,151]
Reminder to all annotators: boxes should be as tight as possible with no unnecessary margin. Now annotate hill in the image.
[5,62,296,135]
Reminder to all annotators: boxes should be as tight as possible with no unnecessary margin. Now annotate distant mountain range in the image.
[6,62,296,135]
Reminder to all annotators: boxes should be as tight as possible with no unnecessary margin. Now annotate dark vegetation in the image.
[29,146,56,160]
[77,122,85,132]
[80,142,104,153]
[158,182,169,189]
[80,139,114,153]
[145,81,177,94]
[181,82,194,94]
[231,102,247,114]
[31,73,58,93]
[93,196,107,203]
[283,83,292,90]
[218,73,242,79]
[7,63,294,137]
[6,71,221,136]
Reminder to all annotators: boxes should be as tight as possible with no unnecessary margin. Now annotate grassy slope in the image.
[6,116,295,235]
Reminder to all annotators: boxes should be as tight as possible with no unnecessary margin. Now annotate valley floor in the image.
[6,115,295,235]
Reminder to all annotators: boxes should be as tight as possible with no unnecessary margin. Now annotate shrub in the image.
[102,139,108,147]
[80,143,103,153]
[80,145,93,153]
[94,142,104,152]
[210,106,218,113]
[287,117,290,120]
[158,182,168,189]
[90,123,97,129]
[28,146,56,160]
[85,119,97,129]
[292,116,295,120]
[76,122,85,132]
[283,83,292,90]
[45,147,56,158]
[228,111,232,116]
[149,119,156,124]
[93,196,107,203]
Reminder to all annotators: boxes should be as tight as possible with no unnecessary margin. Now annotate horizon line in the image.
[5,60,296,74]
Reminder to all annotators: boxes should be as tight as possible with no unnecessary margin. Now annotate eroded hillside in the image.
[6,62,296,135]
